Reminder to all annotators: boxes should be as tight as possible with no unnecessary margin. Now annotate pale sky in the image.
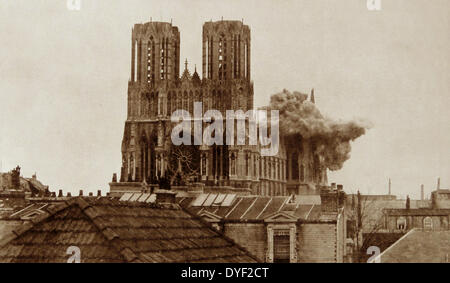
[0,0,449,199]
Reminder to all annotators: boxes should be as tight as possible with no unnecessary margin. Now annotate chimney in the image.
[388,178,391,195]
[58,190,63,197]
[79,190,83,196]
[437,177,441,190]
[421,184,424,201]
[320,186,346,213]
[51,192,56,198]
[331,183,336,190]
[88,192,93,197]
[155,189,177,205]
[67,192,72,197]
[97,190,102,197]
[112,173,117,183]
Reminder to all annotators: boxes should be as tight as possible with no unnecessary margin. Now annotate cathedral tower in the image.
[131,21,180,87]
[202,20,253,111]
[202,20,250,81]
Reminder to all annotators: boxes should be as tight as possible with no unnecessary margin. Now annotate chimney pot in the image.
[88,192,93,197]
[97,190,102,197]
[67,192,72,197]
[337,184,343,191]
[79,190,83,196]
[58,190,63,197]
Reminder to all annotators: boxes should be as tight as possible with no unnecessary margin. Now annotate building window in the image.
[291,152,299,180]
[245,153,249,176]
[160,38,166,80]
[273,230,290,263]
[134,40,138,82]
[147,38,154,84]
[397,217,407,230]
[267,224,297,263]
[423,217,433,231]
[300,164,305,182]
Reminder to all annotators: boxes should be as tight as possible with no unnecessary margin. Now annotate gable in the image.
[264,211,298,223]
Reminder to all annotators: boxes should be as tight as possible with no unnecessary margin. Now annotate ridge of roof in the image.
[0,196,258,263]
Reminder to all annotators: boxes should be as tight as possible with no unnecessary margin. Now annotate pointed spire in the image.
[310,88,315,104]
[184,58,188,71]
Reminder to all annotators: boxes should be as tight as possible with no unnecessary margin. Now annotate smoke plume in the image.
[265,89,371,171]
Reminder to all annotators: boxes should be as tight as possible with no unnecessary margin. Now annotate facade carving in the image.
[113,20,328,196]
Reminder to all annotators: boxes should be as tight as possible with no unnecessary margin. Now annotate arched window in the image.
[397,217,407,230]
[160,38,166,80]
[245,153,249,176]
[208,36,213,79]
[423,217,433,231]
[291,152,299,180]
[218,37,223,80]
[147,37,154,84]
[189,91,193,114]
[244,40,248,78]
[167,92,172,115]
[183,91,188,110]
[300,164,305,182]
[133,39,138,82]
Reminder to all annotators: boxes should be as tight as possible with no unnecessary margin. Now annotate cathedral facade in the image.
[110,20,327,197]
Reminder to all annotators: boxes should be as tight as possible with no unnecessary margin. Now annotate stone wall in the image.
[223,222,266,262]
[297,223,337,263]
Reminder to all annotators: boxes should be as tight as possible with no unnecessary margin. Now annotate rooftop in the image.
[372,229,450,263]
[0,197,258,263]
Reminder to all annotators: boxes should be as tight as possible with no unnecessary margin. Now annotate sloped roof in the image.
[374,229,450,263]
[0,173,48,195]
[0,197,258,263]
[178,194,330,222]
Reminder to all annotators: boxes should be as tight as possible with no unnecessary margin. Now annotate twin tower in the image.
[120,20,260,189]
[131,20,251,86]
[112,19,327,197]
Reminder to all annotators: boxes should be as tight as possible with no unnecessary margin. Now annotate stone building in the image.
[110,20,327,197]
[119,183,347,263]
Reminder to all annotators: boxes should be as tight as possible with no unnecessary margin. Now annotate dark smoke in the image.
[265,89,371,171]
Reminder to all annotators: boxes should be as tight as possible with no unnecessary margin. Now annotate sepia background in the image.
[0,0,448,199]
